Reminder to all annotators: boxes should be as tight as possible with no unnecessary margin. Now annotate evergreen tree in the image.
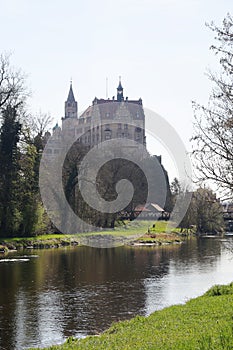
[0,105,21,236]
[18,143,40,236]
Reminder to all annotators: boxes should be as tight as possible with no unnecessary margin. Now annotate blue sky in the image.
[0,0,232,179]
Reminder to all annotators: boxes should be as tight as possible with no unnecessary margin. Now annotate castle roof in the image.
[117,80,123,91]
[79,99,144,120]
[67,82,76,102]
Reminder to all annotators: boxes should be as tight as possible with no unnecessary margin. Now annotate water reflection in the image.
[0,237,232,350]
[145,238,233,314]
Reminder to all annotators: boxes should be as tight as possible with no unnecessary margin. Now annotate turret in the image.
[117,77,124,102]
[64,81,78,118]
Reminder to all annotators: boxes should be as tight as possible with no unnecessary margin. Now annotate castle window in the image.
[105,113,110,118]
[124,124,128,130]
[105,130,111,140]
[54,149,60,154]
[118,123,122,129]
[135,127,142,141]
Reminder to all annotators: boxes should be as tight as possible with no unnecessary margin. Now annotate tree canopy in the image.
[0,54,51,237]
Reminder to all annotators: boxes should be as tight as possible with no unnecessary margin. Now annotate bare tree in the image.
[192,13,233,200]
[0,53,27,110]
[30,111,53,136]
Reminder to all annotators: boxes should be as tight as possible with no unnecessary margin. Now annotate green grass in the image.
[1,221,151,240]
[1,234,76,242]
[31,283,233,350]
[136,221,186,244]
[0,221,153,248]
[0,221,189,248]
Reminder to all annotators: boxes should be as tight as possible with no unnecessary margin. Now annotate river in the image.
[0,236,232,350]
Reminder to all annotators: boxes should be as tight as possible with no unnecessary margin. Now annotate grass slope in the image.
[31,283,233,350]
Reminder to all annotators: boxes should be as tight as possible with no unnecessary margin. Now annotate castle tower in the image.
[117,77,124,102]
[64,81,78,118]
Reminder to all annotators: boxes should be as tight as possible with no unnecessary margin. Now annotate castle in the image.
[42,80,172,225]
[46,79,146,155]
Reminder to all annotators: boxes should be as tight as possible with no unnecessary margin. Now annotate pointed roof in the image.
[117,76,123,91]
[67,81,76,102]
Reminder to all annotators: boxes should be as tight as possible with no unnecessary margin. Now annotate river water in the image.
[0,236,232,350]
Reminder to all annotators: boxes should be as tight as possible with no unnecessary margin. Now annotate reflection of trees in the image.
[0,258,42,350]
[1,239,223,349]
[169,237,222,270]
[0,246,170,348]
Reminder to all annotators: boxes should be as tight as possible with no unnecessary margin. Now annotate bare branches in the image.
[192,14,233,200]
[0,53,28,110]
[30,111,53,136]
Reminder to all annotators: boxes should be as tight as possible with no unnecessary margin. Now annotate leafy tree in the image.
[0,54,51,237]
[192,13,233,200]
[171,178,181,197]
[193,188,224,233]
[0,105,21,236]
[170,177,182,212]
[18,143,41,236]
[180,187,224,234]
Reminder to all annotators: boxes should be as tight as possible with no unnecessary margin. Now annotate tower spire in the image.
[67,80,75,103]
[65,81,78,118]
[117,76,124,102]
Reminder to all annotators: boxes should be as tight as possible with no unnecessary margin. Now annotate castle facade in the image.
[47,80,146,154]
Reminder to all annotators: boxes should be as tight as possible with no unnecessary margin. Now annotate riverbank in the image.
[0,221,187,251]
[30,282,233,350]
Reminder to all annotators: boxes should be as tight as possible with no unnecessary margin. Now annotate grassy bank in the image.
[134,220,189,245]
[0,221,186,250]
[31,283,233,350]
[0,234,80,250]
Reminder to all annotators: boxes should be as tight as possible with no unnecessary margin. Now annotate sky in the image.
[0,0,232,180]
